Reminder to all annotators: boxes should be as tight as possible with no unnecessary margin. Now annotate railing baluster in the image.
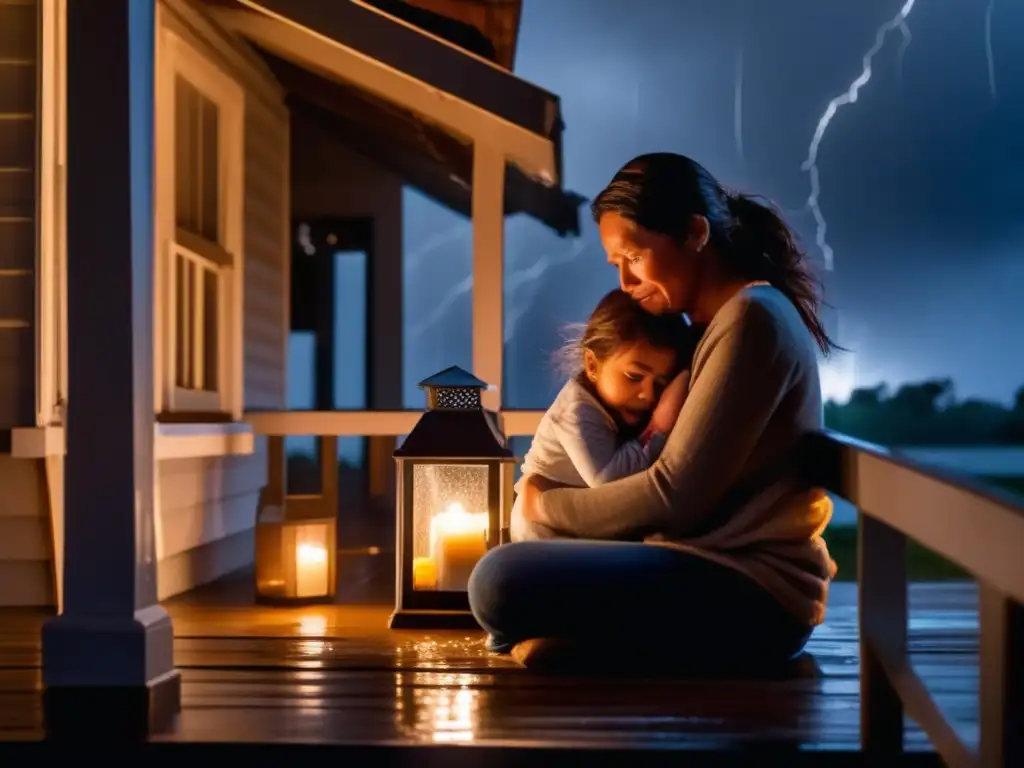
[319,434,339,513]
[859,512,908,754]
[266,434,285,504]
[979,584,1024,767]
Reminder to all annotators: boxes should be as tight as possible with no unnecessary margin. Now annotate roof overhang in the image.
[267,53,583,235]
[205,0,565,186]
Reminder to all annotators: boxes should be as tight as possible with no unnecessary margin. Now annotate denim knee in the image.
[467,544,506,633]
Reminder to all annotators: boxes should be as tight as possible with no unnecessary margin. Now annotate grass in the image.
[824,474,1022,582]
[824,526,967,582]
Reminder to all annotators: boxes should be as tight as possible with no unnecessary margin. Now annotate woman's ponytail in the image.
[725,191,838,356]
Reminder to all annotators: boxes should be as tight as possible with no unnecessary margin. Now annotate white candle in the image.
[430,503,488,592]
[295,542,329,598]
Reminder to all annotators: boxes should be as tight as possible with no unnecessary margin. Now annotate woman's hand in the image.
[648,370,690,435]
[518,475,566,525]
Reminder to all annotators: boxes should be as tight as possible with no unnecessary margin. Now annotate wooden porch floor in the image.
[0,554,979,762]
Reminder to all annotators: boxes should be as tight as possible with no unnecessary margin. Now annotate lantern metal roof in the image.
[395,366,514,459]
[417,365,489,390]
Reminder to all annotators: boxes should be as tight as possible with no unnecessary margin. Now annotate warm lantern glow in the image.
[412,502,489,591]
[295,539,329,599]
[413,556,438,590]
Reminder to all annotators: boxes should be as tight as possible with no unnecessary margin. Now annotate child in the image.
[510,288,697,542]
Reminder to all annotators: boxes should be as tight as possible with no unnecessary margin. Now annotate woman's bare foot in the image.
[510,637,579,668]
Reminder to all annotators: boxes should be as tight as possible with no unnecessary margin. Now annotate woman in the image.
[468,152,838,671]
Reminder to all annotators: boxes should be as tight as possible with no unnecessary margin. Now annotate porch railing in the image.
[246,410,1024,767]
[803,431,1023,768]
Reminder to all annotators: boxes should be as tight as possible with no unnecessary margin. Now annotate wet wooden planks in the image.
[0,581,979,758]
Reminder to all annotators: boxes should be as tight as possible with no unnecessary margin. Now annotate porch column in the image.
[41,0,179,738]
[471,142,506,411]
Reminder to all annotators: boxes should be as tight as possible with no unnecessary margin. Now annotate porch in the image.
[9,0,1023,765]
[4,417,1020,764]
[0,571,980,761]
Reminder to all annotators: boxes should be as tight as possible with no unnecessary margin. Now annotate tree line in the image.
[824,380,1024,446]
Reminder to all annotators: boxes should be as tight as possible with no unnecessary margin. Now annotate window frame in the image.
[154,17,245,420]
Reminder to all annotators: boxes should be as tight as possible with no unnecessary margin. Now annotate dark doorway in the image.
[287,219,373,534]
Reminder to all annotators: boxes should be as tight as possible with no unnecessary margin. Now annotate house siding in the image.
[0,0,51,607]
[155,0,288,600]
[0,0,37,428]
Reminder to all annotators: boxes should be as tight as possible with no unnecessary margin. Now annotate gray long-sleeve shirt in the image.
[537,284,836,625]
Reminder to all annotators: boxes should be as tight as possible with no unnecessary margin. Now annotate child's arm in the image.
[640,370,691,446]
[550,401,666,487]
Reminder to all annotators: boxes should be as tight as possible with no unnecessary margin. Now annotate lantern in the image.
[255,490,338,605]
[389,366,515,629]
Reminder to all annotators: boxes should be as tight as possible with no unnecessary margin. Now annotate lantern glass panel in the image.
[411,463,490,592]
[293,522,331,599]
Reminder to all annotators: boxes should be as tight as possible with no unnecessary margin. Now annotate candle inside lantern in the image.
[430,502,488,592]
[412,556,438,590]
[295,541,329,598]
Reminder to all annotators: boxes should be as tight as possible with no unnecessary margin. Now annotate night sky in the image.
[292,0,1024,418]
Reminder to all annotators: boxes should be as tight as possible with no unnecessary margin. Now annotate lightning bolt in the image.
[404,224,468,271]
[896,19,912,84]
[801,0,918,271]
[502,239,588,343]
[408,238,587,343]
[734,42,746,169]
[985,0,998,103]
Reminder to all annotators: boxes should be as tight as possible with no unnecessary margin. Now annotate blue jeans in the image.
[468,540,812,667]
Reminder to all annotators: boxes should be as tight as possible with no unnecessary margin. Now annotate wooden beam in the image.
[244,409,546,437]
[208,4,557,181]
[979,584,1024,767]
[471,143,505,411]
[802,431,1024,605]
[40,0,180,738]
[858,514,907,754]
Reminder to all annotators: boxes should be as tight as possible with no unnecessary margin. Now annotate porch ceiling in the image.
[265,53,584,235]
[201,0,572,188]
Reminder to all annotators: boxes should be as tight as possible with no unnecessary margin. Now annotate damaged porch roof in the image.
[202,0,586,235]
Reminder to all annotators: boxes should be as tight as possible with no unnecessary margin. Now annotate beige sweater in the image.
[537,284,837,626]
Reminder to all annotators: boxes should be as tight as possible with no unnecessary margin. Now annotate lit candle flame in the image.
[297,543,328,564]
[429,502,488,550]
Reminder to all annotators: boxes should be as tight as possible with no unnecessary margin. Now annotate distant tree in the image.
[825,378,1024,447]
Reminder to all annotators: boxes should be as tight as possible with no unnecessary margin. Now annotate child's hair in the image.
[555,289,695,377]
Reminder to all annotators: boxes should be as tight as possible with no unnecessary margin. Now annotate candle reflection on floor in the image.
[295,613,331,661]
[394,671,482,743]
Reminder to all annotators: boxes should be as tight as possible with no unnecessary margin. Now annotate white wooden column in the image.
[471,142,506,411]
[41,0,179,737]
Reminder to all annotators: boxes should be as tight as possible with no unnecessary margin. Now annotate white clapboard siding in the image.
[0,0,51,607]
[155,0,288,600]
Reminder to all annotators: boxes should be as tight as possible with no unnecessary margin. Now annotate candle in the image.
[430,503,488,592]
[295,542,329,598]
[413,556,438,590]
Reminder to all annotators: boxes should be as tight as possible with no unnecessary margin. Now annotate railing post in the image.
[979,584,1024,767]
[858,512,908,754]
[319,434,339,513]
[266,435,286,503]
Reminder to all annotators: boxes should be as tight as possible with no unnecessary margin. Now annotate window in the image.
[155,22,244,418]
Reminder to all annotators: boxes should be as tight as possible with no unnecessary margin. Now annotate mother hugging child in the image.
[469,151,837,672]
[511,288,698,542]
